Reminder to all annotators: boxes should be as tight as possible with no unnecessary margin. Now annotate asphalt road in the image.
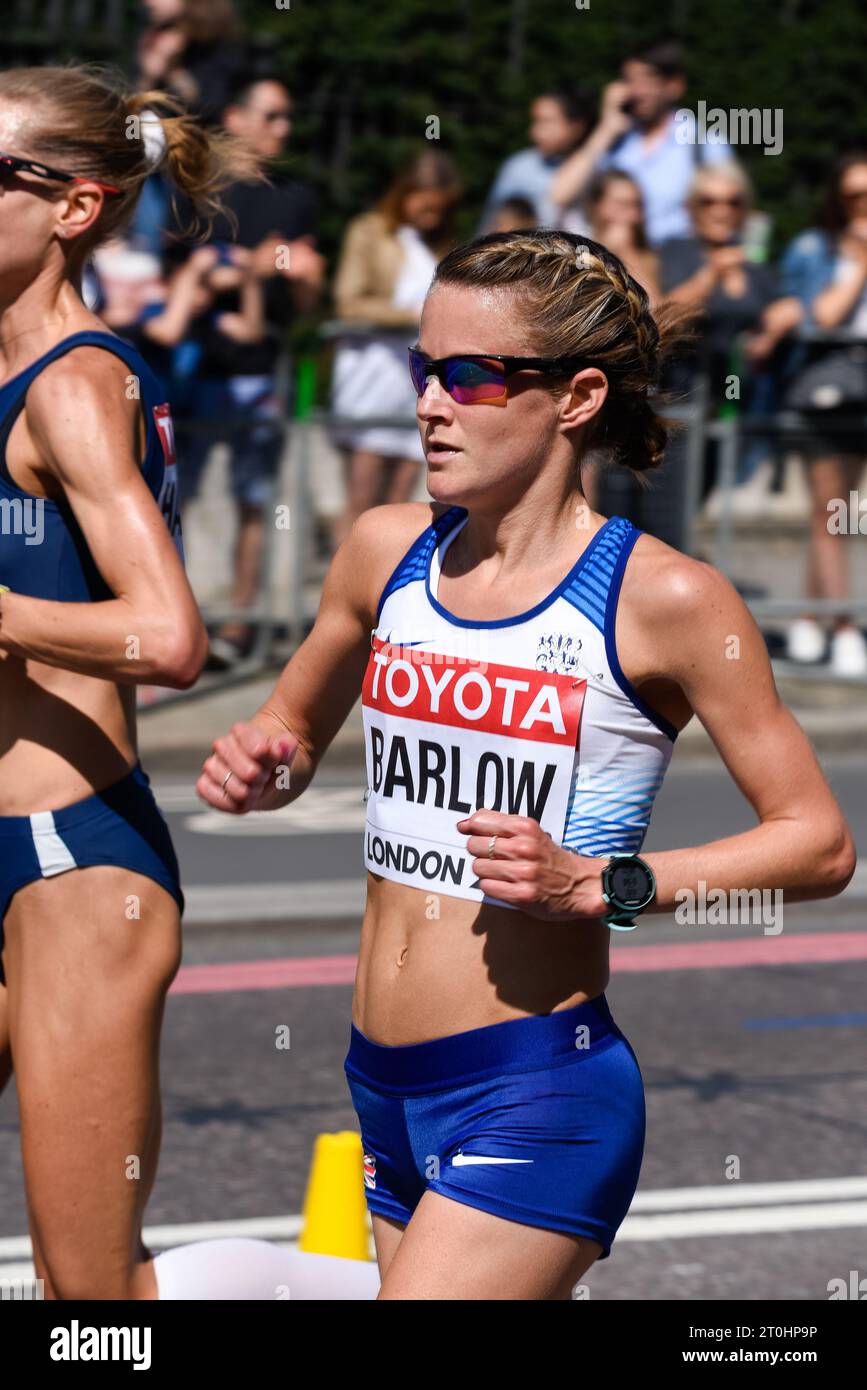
[1,751,865,1300]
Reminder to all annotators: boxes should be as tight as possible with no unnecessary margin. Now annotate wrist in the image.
[567,853,608,919]
[598,116,622,141]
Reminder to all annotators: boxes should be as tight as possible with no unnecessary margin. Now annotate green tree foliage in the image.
[240,0,867,268]
[8,0,867,266]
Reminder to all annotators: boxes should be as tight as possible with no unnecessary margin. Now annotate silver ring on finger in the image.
[221,770,234,795]
[488,835,497,859]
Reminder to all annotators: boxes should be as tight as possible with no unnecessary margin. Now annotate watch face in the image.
[609,859,653,908]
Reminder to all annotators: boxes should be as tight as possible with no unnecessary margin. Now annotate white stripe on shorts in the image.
[29,811,78,877]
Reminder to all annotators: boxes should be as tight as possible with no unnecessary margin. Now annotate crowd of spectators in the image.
[88,11,867,676]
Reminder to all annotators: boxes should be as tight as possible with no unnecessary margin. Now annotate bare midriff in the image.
[0,655,137,815]
[353,872,611,1046]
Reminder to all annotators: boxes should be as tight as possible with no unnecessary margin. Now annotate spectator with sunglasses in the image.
[658,162,800,499]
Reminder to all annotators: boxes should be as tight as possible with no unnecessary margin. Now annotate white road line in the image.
[183,806,367,835]
[3,1179,867,1271]
[0,1215,302,1262]
[617,1200,867,1243]
[152,776,867,903]
[630,1175,867,1210]
[184,880,365,923]
[156,784,368,830]
[183,869,867,922]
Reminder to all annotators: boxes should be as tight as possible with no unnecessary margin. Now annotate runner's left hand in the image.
[456,809,606,922]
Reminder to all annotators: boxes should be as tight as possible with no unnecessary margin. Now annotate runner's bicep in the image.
[27,363,198,617]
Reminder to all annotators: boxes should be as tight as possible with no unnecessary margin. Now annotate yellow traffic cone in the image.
[299,1130,370,1259]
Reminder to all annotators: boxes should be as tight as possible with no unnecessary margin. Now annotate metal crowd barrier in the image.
[139,355,294,710]
[704,325,867,620]
[143,322,867,708]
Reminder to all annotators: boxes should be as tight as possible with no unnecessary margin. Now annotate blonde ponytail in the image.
[0,64,260,255]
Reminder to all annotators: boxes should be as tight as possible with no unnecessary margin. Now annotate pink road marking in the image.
[172,954,358,994]
[169,932,867,996]
[609,931,867,972]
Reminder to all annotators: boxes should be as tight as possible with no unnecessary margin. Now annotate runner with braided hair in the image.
[201,227,855,1300]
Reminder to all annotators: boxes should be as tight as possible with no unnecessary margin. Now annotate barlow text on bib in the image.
[362,635,586,904]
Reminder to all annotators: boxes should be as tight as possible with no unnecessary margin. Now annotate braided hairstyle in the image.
[430,228,683,479]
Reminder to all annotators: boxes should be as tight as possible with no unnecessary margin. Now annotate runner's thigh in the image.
[4,866,180,1298]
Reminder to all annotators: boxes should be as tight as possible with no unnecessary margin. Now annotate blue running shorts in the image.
[0,761,184,974]
[344,993,645,1259]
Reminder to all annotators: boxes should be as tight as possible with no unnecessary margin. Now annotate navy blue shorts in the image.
[0,762,184,972]
[344,994,645,1259]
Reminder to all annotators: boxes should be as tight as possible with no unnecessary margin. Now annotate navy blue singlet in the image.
[0,331,186,948]
[0,329,183,601]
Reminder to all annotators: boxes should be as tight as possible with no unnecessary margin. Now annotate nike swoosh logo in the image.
[451,1154,534,1167]
[386,637,434,647]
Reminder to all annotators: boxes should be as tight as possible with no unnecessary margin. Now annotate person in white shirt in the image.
[549,40,730,248]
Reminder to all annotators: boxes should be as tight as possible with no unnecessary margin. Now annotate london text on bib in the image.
[362,634,587,905]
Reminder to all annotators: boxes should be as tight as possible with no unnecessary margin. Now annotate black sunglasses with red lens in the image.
[408,348,599,406]
[0,151,121,196]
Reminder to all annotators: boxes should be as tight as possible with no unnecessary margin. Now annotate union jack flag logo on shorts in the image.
[363,1151,376,1190]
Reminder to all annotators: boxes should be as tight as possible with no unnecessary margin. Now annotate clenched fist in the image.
[456,809,607,921]
[197,722,299,815]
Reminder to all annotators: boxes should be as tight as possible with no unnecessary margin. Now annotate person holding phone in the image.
[549,40,731,248]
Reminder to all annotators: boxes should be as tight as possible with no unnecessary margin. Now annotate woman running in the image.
[0,65,380,1302]
[198,228,856,1301]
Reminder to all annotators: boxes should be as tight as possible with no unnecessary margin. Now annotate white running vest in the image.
[361,507,675,907]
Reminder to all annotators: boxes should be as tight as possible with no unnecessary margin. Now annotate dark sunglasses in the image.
[696,195,745,209]
[841,188,867,201]
[408,348,598,405]
[0,151,120,196]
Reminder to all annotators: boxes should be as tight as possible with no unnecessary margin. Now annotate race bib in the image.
[153,403,185,563]
[362,634,586,904]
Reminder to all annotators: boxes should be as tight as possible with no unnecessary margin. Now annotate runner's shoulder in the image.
[26,341,138,427]
[340,502,454,623]
[623,529,747,638]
